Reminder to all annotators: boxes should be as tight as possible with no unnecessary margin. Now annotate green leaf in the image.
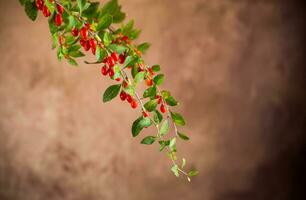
[181,158,186,169]
[69,50,85,58]
[132,117,151,137]
[159,120,169,136]
[67,58,78,66]
[153,74,165,86]
[129,29,141,40]
[171,164,179,177]
[97,14,113,31]
[123,85,135,96]
[107,44,127,54]
[153,110,163,124]
[103,31,112,46]
[159,140,170,151]
[169,138,176,152]
[44,0,55,14]
[65,36,76,45]
[178,132,189,141]
[165,95,178,106]
[100,0,118,17]
[102,84,121,103]
[122,56,137,68]
[57,47,64,61]
[170,111,186,126]
[67,16,78,30]
[133,72,145,85]
[144,99,158,112]
[188,170,199,177]
[82,2,99,18]
[137,42,150,53]
[96,46,106,62]
[51,34,58,49]
[131,65,139,78]
[151,65,160,72]
[68,45,82,52]
[113,11,126,23]
[122,20,134,35]
[77,0,86,13]
[24,1,38,21]
[48,20,58,34]
[19,0,26,6]
[161,90,178,106]
[143,85,157,98]
[141,136,156,145]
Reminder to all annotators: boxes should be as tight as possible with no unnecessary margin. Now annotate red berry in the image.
[102,57,108,63]
[58,36,64,45]
[101,66,108,76]
[148,68,154,75]
[42,5,51,17]
[126,95,132,103]
[80,39,86,47]
[107,56,115,67]
[36,0,44,10]
[146,79,153,86]
[122,81,128,88]
[85,23,91,30]
[115,77,121,82]
[160,104,166,113]
[131,100,138,109]
[120,91,127,101]
[156,95,162,104]
[109,68,115,77]
[80,27,88,40]
[55,14,63,26]
[83,41,90,51]
[71,27,79,37]
[119,54,126,64]
[122,35,129,42]
[143,111,148,117]
[56,4,64,14]
[111,52,119,62]
[89,39,96,55]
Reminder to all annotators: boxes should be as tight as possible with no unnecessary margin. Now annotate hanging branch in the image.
[19,0,198,181]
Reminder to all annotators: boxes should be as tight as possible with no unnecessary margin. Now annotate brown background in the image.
[0,0,305,200]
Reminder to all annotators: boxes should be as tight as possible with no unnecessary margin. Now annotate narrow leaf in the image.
[159,120,169,136]
[171,164,179,177]
[141,136,156,145]
[188,170,199,177]
[178,132,189,141]
[170,111,186,126]
[103,84,121,102]
[153,74,165,86]
[133,71,145,85]
[132,116,151,137]
[181,158,186,169]
[144,99,158,112]
[24,1,38,21]
[97,14,113,31]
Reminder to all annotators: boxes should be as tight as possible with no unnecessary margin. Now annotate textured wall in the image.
[0,0,305,200]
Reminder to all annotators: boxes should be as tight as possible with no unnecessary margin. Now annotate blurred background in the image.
[0,0,305,199]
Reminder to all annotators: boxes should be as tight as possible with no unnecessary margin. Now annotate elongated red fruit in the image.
[55,14,63,26]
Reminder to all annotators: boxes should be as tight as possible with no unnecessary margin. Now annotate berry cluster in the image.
[36,0,64,25]
[119,91,138,109]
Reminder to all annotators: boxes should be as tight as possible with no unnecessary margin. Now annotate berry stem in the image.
[53,0,191,180]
